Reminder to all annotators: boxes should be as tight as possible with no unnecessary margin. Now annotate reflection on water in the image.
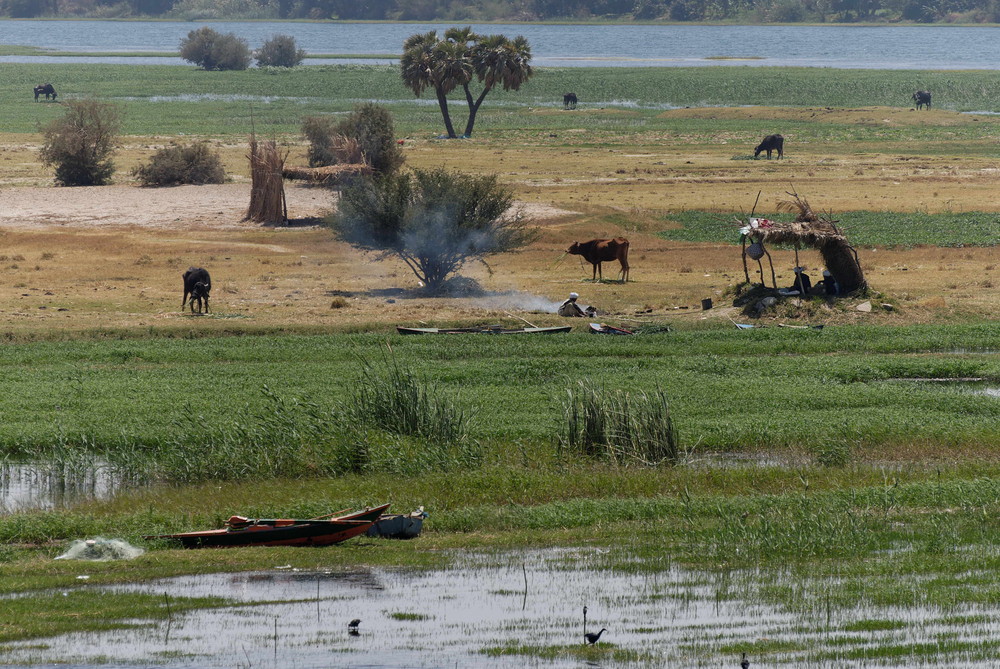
[0,461,118,512]
[6,548,1000,667]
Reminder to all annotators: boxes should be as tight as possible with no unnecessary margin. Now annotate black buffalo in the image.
[182,266,211,313]
[563,92,578,110]
[754,134,784,160]
[912,90,931,110]
[33,83,56,102]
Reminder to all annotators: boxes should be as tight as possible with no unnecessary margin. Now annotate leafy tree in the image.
[179,26,251,70]
[400,28,532,139]
[255,33,305,67]
[329,168,536,293]
[39,100,122,186]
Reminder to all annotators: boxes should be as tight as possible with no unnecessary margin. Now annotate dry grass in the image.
[0,109,994,335]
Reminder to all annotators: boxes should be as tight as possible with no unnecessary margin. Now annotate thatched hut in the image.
[747,194,867,294]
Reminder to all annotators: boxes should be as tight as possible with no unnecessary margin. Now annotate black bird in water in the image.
[741,651,750,669]
[584,628,607,645]
[348,619,361,636]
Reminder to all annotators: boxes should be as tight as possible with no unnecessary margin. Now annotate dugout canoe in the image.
[146,504,390,548]
[396,326,571,335]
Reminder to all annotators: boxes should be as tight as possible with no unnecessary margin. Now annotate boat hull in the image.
[147,504,390,548]
[397,326,571,335]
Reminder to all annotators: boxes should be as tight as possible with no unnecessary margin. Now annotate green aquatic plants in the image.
[348,353,469,444]
[561,381,680,466]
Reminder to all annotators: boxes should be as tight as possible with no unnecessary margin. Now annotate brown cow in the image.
[567,237,630,282]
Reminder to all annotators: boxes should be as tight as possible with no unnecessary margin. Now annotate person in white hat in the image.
[791,266,812,295]
[558,292,587,317]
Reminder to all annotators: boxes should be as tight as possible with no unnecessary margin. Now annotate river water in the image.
[1,21,999,68]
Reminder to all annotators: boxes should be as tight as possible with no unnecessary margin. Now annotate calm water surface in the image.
[2,21,1000,68]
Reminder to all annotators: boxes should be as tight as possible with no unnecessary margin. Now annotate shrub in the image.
[330,167,535,294]
[132,143,226,186]
[301,115,340,167]
[179,27,251,71]
[302,103,404,174]
[337,103,404,175]
[255,34,305,67]
[39,100,122,187]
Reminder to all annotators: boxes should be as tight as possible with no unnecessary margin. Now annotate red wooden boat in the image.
[146,504,390,548]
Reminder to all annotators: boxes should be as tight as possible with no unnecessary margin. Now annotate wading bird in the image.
[741,651,750,668]
[584,628,607,645]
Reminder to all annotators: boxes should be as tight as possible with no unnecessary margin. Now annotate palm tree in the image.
[400,30,471,139]
[400,29,533,139]
[462,34,533,137]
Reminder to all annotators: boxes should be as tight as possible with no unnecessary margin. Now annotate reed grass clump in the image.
[347,356,468,445]
[561,381,679,466]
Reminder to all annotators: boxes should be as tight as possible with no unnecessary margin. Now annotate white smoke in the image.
[480,290,564,313]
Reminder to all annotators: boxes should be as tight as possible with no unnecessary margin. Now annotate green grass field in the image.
[662,210,1000,246]
[3,60,1000,666]
[8,63,1000,136]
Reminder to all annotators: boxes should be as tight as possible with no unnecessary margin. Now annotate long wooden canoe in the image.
[146,504,390,548]
[397,326,571,335]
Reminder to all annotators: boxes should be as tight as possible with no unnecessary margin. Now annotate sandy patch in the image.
[0,183,336,229]
[0,184,577,230]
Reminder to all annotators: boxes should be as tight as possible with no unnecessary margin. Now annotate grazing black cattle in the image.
[912,90,931,110]
[754,134,784,159]
[182,266,211,313]
[33,83,56,102]
[563,92,578,110]
[567,237,630,282]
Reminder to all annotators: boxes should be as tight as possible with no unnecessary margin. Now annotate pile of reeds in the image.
[282,163,372,186]
[561,381,680,466]
[245,135,288,225]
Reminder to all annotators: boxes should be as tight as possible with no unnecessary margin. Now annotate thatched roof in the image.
[742,192,868,294]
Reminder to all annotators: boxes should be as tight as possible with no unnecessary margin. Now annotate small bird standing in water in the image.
[584,628,607,645]
[741,651,750,669]
[348,619,361,636]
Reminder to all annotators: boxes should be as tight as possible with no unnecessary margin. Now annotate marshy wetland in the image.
[5,43,1000,668]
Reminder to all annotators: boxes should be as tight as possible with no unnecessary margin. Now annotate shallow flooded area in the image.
[7,547,1000,667]
[0,461,120,512]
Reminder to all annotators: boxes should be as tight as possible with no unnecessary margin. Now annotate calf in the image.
[182,266,211,313]
[912,90,931,110]
[567,237,630,282]
[754,134,784,159]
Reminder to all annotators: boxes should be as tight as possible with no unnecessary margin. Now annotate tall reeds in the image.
[561,381,680,466]
[348,355,468,445]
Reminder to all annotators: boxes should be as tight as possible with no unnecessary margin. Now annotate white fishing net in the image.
[55,537,145,561]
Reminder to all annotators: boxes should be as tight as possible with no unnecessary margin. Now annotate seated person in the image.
[558,292,586,317]
[790,266,812,294]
